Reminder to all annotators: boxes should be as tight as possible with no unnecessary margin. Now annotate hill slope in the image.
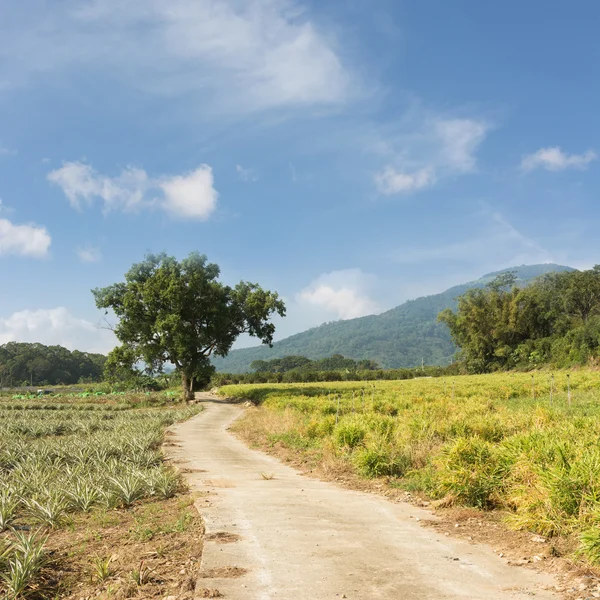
[213,264,574,373]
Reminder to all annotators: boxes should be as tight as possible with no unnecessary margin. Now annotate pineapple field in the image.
[0,393,201,599]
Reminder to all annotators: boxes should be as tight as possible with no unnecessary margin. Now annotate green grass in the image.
[222,370,600,565]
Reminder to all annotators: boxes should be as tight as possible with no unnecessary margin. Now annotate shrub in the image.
[333,419,367,449]
[434,436,509,508]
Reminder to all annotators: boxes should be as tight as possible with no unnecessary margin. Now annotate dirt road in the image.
[168,394,557,600]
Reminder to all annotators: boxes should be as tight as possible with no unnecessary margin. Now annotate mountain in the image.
[213,264,575,373]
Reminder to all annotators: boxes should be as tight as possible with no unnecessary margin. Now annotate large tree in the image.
[92,252,286,400]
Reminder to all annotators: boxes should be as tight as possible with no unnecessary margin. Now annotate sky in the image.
[1,0,599,354]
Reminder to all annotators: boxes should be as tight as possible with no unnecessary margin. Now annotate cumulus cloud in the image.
[159,165,218,220]
[0,218,51,258]
[3,0,353,113]
[297,269,379,320]
[521,147,597,172]
[375,117,489,195]
[48,161,218,220]
[77,244,102,263]
[0,307,117,354]
[236,164,259,182]
[375,166,435,195]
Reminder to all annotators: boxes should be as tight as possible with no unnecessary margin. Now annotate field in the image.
[222,370,600,566]
[0,392,202,599]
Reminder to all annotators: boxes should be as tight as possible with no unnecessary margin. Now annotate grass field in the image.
[221,370,600,565]
[0,393,201,599]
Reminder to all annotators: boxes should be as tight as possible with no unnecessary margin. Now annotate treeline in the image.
[0,342,106,387]
[250,354,380,373]
[439,267,600,372]
[211,362,458,386]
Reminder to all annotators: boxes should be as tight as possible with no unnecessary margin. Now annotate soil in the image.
[36,494,204,599]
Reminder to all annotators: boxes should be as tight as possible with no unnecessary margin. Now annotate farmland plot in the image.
[222,371,600,566]
[0,394,201,599]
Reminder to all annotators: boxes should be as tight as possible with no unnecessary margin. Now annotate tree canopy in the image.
[250,354,380,374]
[439,267,600,372]
[93,252,286,400]
[0,342,106,387]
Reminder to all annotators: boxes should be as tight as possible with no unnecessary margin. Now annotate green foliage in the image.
[214,264,573,373]
[580,527,600,565]
[440,266,600,372]
[251,354,381,373]
[434,437,508,508]
[211,363,460,387]
[333,418,367,449]
[0,342,106,387]
[93,252,285,399]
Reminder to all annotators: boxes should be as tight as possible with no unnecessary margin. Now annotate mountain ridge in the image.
[213,263,575,373]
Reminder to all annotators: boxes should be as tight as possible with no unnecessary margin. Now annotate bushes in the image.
[333,419,367,449]
[433,437,509,508]
[353,442,411,478]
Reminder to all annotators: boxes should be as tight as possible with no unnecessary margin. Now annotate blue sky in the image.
[0,0,599,353]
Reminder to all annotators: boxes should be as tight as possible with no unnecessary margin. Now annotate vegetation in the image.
[250,354,380,373]
[0,392,199,597]
[93,252,285,400]
[213,264,573,373]
[440,266,600,372]
[0,343,106,388]
[211,361,457,386]
[221,370,600,565]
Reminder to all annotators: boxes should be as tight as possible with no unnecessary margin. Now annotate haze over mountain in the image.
[213,264,574,373]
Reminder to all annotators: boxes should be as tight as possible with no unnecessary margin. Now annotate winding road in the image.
[168,394,557,600]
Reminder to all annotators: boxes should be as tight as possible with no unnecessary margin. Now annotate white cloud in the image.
[375,166,435,195]
[77,244,102,263]
[3,0,353,113]
[521,146,597,172]
[47,162,150,212]
[0,145,16,156]
[159,165,218,220]
[434,118,488,173]
[374,116,489,195]
[236,164,258,182]
[297,269,379,320]
[48,161,218,220]
[0,218,51,258]
[0,307,117,354]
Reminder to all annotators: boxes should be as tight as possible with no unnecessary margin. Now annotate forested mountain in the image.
[213,264,574,373]
[0,342,106,387]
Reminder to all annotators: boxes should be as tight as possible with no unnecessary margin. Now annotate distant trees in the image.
[250,354,380,374]
[0,342,106,387]
[439,267,600,372]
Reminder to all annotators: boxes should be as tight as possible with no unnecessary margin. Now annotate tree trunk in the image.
[181,372,195,402]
